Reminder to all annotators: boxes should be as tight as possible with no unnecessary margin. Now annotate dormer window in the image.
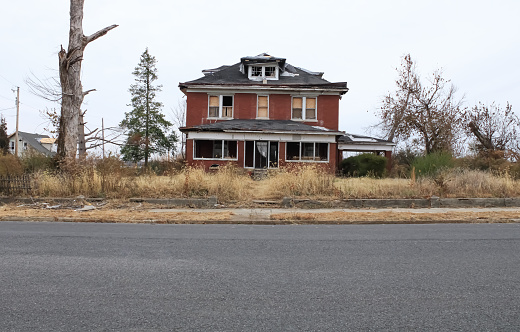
[251,66,262,77]
[248,65,279,81]
[264,66,276,78]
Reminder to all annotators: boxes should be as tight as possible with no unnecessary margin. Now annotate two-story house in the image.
[179,53,350,172]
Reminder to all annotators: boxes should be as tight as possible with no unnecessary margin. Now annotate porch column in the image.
[384,150,392,171]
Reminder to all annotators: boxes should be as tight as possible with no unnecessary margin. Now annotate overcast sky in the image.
[1,0,519,150]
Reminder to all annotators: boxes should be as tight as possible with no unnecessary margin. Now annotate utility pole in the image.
[14,87,20,157]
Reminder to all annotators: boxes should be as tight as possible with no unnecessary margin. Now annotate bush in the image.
[0,153,23,176]
[389,146,421,178]
[149,158,185,175]
[340,153,387,178]
[20,151,55,173]
[412,152,454,177]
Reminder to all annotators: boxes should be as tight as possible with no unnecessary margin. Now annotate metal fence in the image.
[0,175,32,195]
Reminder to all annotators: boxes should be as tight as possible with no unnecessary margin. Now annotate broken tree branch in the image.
[83,24,119,47]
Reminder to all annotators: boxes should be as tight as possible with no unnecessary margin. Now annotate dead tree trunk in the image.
[57,0,117,160]
[78,110,86,159]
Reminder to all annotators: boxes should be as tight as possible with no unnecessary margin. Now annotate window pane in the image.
[223,140,237,159]
[301,143,314,160]
[258,107,268,118]
[306,97,316,108]
[222,107,233,117]
[292,97,302,108]
[306,97,316,119]
[209,107,219,117]
[222,96,233,107]
[286,142,300,160]
[258,96,268,107]
[195,140,213,158]
[213,140,222,158]
[222,96,233,117]
[269,141,278,168]
[252,66,262,76]
[209,96,219,107]
[317,143,328,161]
[265,67,276,77]
[209,96,219,117]
[305,107,316,120]
[245,141,254,167]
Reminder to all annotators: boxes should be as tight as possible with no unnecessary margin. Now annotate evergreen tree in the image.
[120,49,175,166]
[0,117,9,154]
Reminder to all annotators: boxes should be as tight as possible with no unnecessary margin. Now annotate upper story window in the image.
[257,95,269,118]
[292,97,317,121]
[251,66,262,77]
[248,65,279,81]
[208,95,233,118]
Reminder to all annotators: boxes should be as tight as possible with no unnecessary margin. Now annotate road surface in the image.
[1,221,519,331]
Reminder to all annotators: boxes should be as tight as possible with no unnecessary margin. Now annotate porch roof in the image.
[180,119,345,136]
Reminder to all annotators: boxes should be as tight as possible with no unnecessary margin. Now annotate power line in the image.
[0,73,17,87]
[0,93,13,101]
[20,102,44,112]
[0,107,16,112]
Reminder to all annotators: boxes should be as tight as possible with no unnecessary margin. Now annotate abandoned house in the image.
[179,53,393,172]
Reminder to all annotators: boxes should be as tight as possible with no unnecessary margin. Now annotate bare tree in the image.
[462,102,519,158]
[57,0,117,160]
[170,99,187,159]
[377,54,464,154]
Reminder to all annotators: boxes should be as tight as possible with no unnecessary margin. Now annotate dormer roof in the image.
[240,53,286,69]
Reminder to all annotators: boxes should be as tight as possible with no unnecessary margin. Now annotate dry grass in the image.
[271,210,520,223]
[0,203,233,223]
[21,164,520,202]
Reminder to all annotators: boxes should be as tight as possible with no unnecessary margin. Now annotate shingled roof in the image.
[179,54,348,93]
[8,131,56,157]
[180,119,344,135]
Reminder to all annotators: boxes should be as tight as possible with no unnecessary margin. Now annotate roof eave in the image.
[178,82,348,94]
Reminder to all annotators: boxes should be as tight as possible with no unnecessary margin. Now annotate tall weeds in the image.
[17,161,520,201]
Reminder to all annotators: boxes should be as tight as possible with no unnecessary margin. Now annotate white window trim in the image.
[256,95,269,119]
[193,139,238,161]
[291,96,318,122]
[285,142,329,163]
[248,65,279,81]
[207,95,234,119]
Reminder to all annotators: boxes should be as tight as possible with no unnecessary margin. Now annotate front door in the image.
[245,141,279,169]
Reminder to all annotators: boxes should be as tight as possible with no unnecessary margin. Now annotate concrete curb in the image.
[129,197,218,208]
[282,197,520,209]
[2,196,520,209]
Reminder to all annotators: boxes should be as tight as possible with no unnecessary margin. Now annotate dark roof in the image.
[240,53,286,68]
[181,119,344,135]
[8,131,56,156]
[179,54,348,92]
[338,134,395,145]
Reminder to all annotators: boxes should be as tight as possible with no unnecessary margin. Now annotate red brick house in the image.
[179,54,392,172]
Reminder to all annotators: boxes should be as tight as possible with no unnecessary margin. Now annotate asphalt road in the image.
[1,221,519,331]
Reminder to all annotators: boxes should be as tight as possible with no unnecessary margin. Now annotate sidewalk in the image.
[1,197,520,224]
[148,207,520,223]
